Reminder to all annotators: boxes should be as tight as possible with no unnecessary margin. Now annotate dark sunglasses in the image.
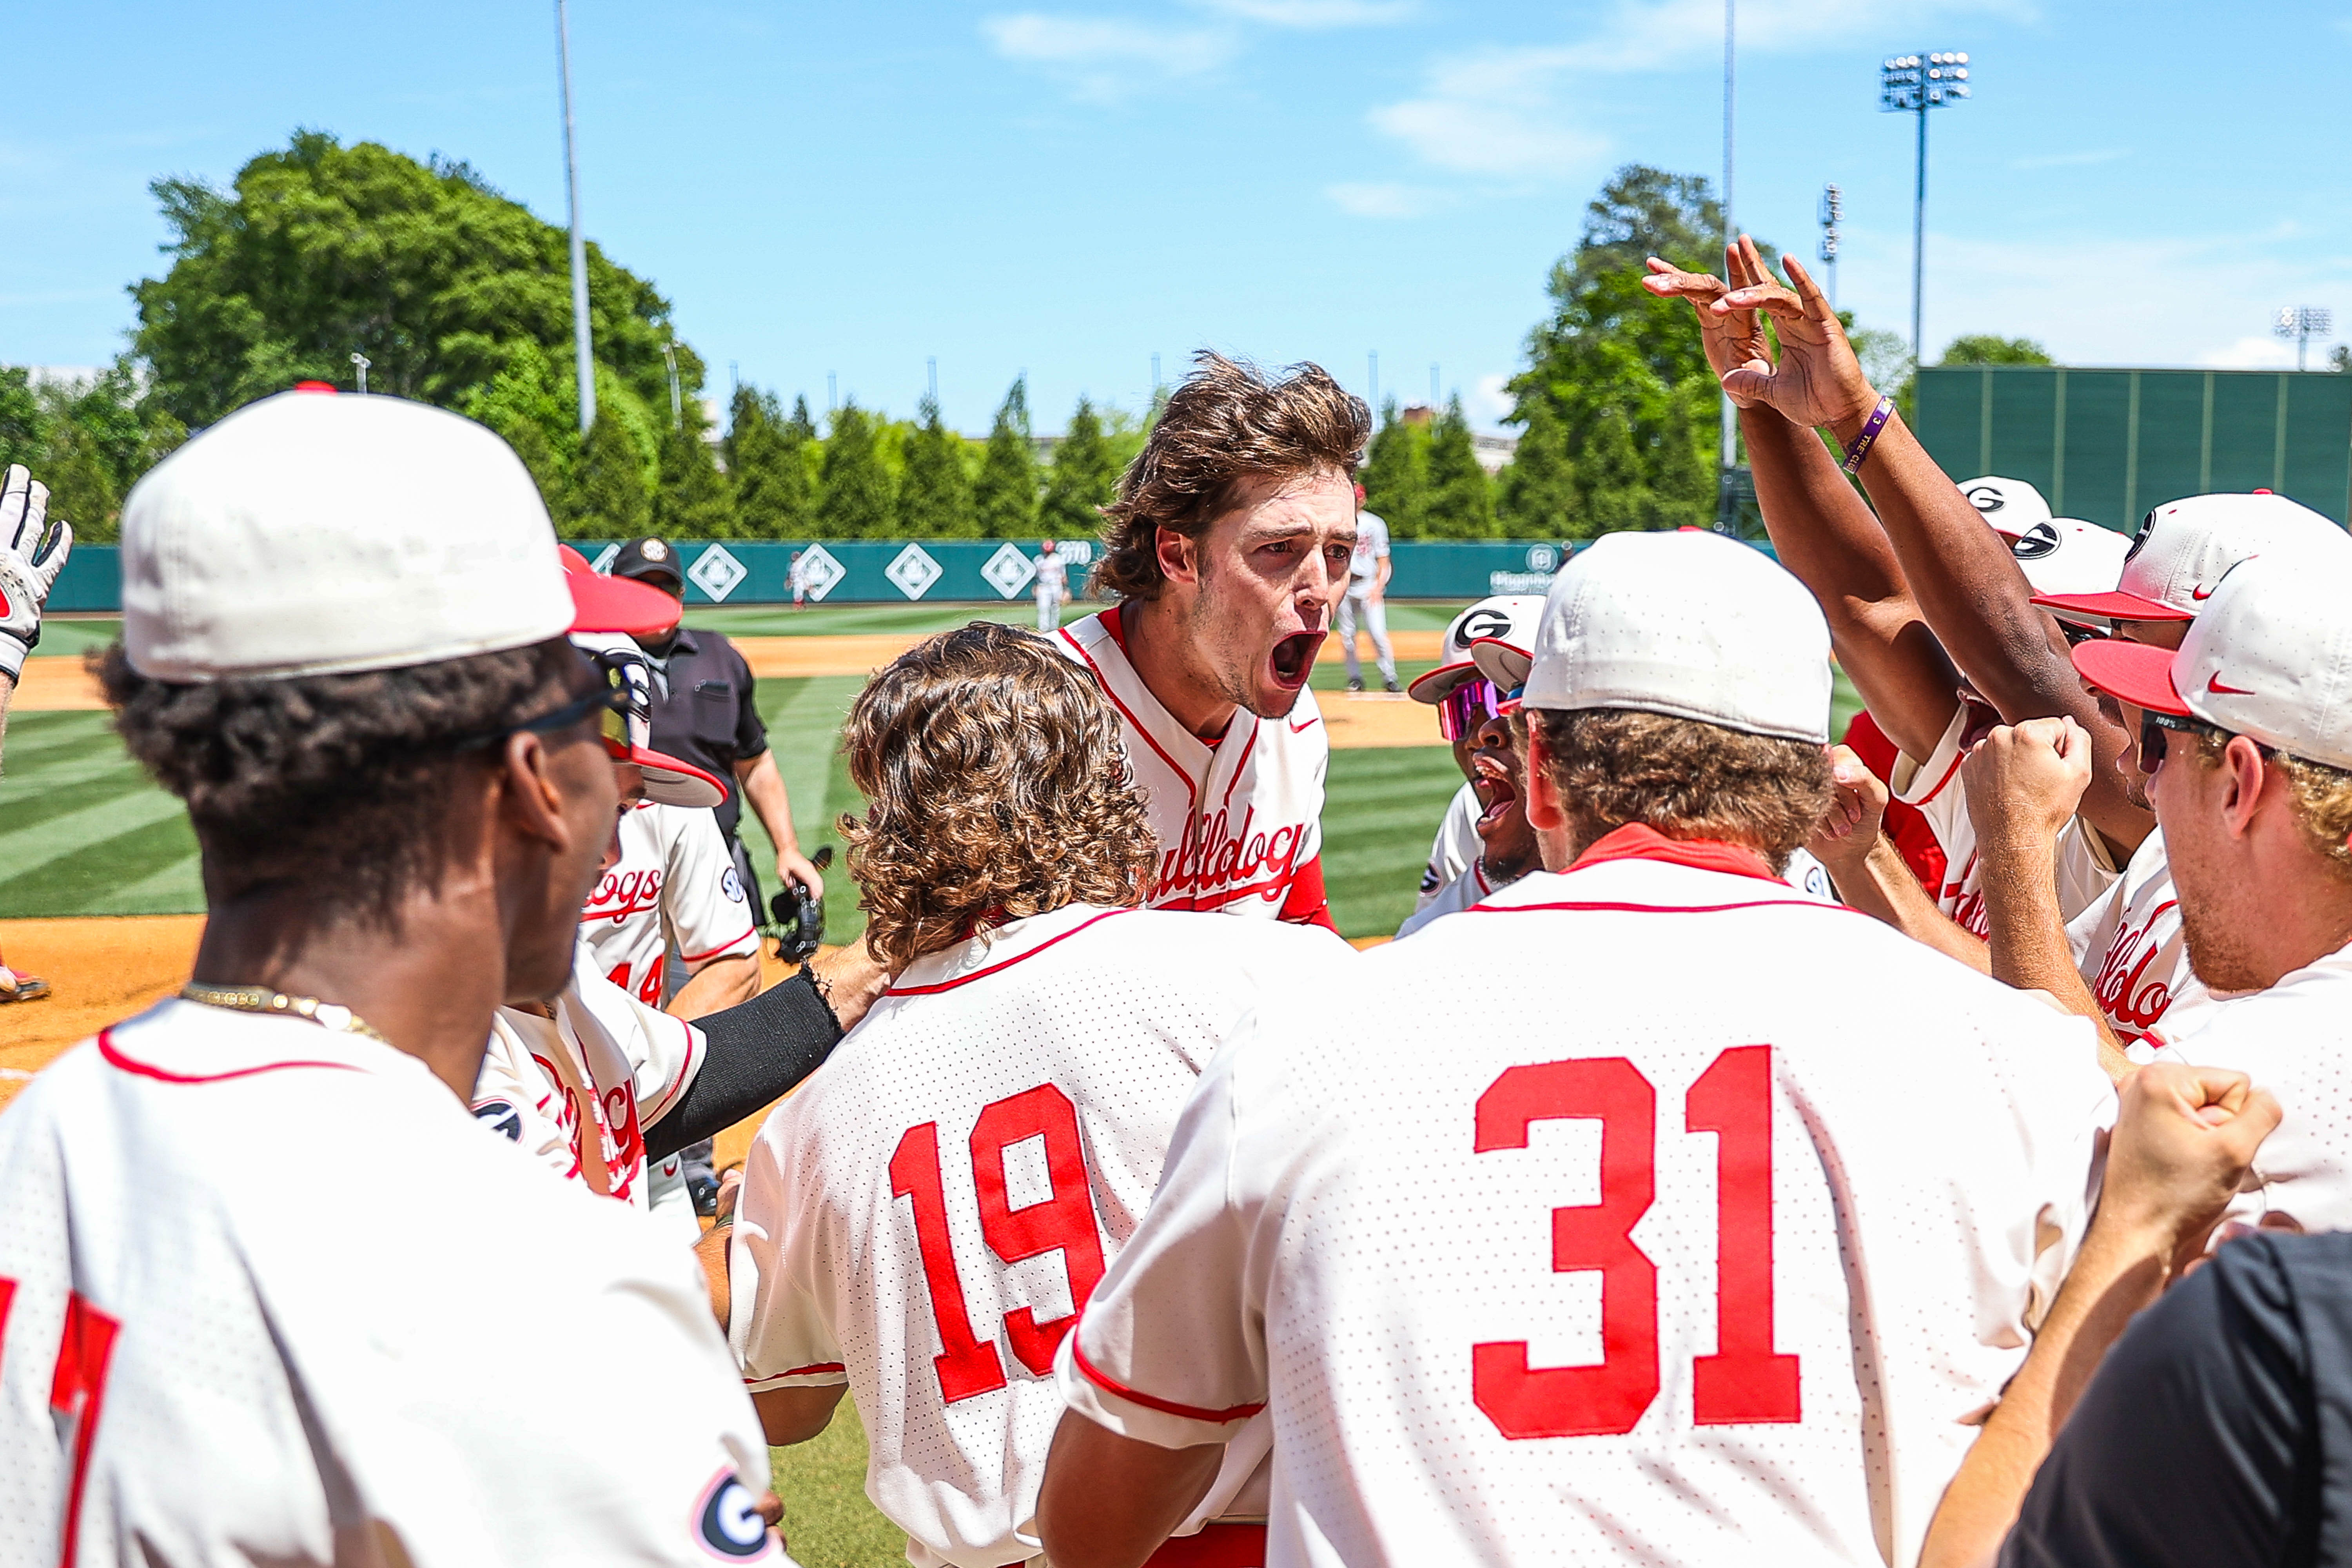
[2059,621,2108,648]
[453,648,633,755]
[2138,708,2274,771]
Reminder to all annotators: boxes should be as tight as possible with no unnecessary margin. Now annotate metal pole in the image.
[1716,0,1738,531]
[1151,351,1160,394]
[1912,100,1928,367]
[927,357,938,406]
[827,372,837,413]
[1368,351,1378,414]
[1429,364,1439,408]
[661,341,682,429]
[556,0,595,436]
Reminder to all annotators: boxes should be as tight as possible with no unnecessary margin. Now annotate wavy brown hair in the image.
[1093,350,1370,601]
[1528,707,1834,874]
[840,621,1156,969]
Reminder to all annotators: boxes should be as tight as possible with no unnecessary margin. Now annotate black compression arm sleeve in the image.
[644,966,844,1162]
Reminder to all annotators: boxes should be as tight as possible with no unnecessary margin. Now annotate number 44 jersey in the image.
[1060,831,2116,1568]
[729,904,1357,1568]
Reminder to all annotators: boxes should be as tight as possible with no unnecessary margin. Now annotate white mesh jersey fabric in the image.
[1064,855,2114,1568]
[580,801,759,1007]
[0,1000,775,1567]
[1416,782,1482,911]
[1055,609,1328,917]
[730,904,1355,1568]
[2064,826,2214,1049]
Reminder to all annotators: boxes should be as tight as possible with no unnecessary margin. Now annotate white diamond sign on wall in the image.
[796,543,846,602]
[980,542,1036,600]
[885,543,944,601]
[688,543,748,602]
[588,543,621,574]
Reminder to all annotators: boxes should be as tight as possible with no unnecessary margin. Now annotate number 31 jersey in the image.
[730,903,1356,1568]
[1061,838,2115,1568]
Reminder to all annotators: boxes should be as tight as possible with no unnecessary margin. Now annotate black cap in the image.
[611,536,684,591]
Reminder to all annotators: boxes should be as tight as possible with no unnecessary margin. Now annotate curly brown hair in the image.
[1093,351,1370,601]
[1528,707,1834,873]
[96,638,581,923]
[840,621,1156,970]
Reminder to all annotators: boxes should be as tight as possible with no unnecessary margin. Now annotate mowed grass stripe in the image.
[0,812,202,917]
[1320,747,1468,938]
[1,710,119,766]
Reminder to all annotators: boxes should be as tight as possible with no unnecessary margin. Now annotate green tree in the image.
[654,397,732,538]
[1359,403,1429,536]
[726,387,815,539]
[1421,396,1495,539]
[571,405,652,540]
[43,423,119,544]
[973,377,1038,538]
[131,131,695,434]
[1041,396,1119,541]
[1579,407,1654,535]
[817,403,895,538]
[463,345,575,512]
[1940,334,2053,366]
[897,394,975,537]
[0,363,185,542]
[1496,396,1577,537]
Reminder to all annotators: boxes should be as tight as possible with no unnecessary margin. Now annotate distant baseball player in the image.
[0,461,71,1003]
[1407,595,1544,913]
[1060,351,1368,927]
[730,622,1354,1568]
[1037,530,2113,1568]
[788,548,811,610]
[1034,538,1068,632]
[1337,481,1396,691]
[0,389,790,1565]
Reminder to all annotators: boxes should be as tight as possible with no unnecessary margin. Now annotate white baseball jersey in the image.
[1034,553,1068,597]
[0,1000,782,1568]
[472,940,704,1208]
[1061,828,2112,1568]
[2158,935,2352,1232]
[1417,782,1482,911]
[1057,607,1330,921]
[1890,703,2121,938]
[1399,857,1503,938]
[1349,512,1391,584]
[731,904,1356,1568]
[581,800,760,1007]
[2065,826,2213,1050]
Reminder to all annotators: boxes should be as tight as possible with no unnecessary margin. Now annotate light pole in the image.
[927,356,938,407]
[349,352,370,394]
[555,0,595,436]
[2275,307,2332,372]
[660,340,682,429]
[1367,351,1378,415]
[1881,52,1970,368]
[1715,0,1738,532]
[1818,183,1844,314]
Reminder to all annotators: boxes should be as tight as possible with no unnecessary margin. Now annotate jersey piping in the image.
[888,909,1134,996]
[1073,1336,1267,1424]
[96,1028,368,1085]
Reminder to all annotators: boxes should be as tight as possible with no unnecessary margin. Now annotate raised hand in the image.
[1806,742,1888,882]
[1641,243,1771,399]
[1716,245,1884,437]
[0,464,72,683]
[1962,715,2094,853]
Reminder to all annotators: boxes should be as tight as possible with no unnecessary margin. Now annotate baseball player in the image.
[1033,538,1068,632]
[1337,482,1397,691]
[1395,696,1539,938]
[0,389,791,1565]
[0,461,71,1004]
[1408,595,1544,913]
[1058,352,1367,927]
[788,548,811,609]
[581,790,760,1017]
[1037,531,2114,1568]
[729,623,1355,1568]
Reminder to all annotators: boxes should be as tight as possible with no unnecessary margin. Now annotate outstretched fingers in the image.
[1641,255,1726,301]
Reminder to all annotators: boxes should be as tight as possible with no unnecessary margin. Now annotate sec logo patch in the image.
[692,1469,775,1560]
[721,867,746,905]
[472,1099,523,1142]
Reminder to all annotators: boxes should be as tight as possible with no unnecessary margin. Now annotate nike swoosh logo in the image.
[2191,583,2216,600]
[2207,674,2256,695]
[1289,717,1320,733]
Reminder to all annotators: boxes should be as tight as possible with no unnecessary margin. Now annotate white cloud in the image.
[2009,148,2128,171]
[1325,180,1449,218]
[1471,372,1515,425]
[1194,0,1414,25]
[2196,335,2305,370]
[1367,47,1611,177]
[982,14,1236,102]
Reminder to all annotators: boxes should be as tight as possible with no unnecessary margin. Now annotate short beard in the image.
[2179,886,2265,994]
[1183,568,1292,721]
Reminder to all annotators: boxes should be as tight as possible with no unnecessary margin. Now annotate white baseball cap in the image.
[2034,491,2348,623]
[566,629,728,809]
[1409,594,1544,702]
[121,389,674,682]
[2073,552,2352,771]
[2004,517,2133,617]
[1518,530,1831,744]
[1959,475,2054,532]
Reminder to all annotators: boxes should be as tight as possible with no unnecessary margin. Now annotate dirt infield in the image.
[0,915,205,1108]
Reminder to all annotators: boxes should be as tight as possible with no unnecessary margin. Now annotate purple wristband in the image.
[1838,396,1895,475]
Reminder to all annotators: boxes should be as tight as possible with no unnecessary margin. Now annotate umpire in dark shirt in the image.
[610,537,826,915]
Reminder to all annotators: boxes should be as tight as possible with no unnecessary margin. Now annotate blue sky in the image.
[10,1,2350,435]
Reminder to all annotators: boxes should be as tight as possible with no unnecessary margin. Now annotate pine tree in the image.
[571,404,652,541]
[726,387,818,539]
[1648,377,1716,530]
[897,394,975,537]
[653,396,733,538]
[1359,401,1429,537]
[1421,395,1495,539]
[1577,407,1653,537]
[973,377,1038,538]
[1497,396,1577,537]
[1041,396,1119,543]
[816,401,895,538]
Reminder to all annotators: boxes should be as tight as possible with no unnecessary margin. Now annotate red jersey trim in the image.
[648,1015,705,1124]
[1072,1337,1266,1424]
[751,1362,846,1380]
[1907,741,1967,808]
[1061,619,1199,795]
[891,909,1133,996]
[1568,823,1781,883]
[1475,897,1864,918]
[1219,721,1260,812]
[98,1027,367,1085]
[679,925,760,964]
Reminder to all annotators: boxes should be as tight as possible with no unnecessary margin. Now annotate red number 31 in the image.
[1472,1045,1801,1439]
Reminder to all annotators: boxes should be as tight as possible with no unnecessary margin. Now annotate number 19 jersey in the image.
[730,904,1356,1568]
[1062,837,2114,1568]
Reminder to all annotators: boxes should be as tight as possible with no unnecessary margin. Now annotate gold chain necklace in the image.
[178,982,391,1045]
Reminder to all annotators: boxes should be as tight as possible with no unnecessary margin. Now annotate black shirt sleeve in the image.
[2000,1233,2323,1568]
[642,965,843,1161]
[728,640,769,762]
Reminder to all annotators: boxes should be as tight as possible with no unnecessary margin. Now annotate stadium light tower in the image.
[555,0,595,436]
[1881,52,1970,366]
[1818,184,1844,313]
[2276,306,2332,372]
[1715,0,1737,532]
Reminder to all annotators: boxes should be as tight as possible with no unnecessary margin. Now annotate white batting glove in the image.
[0,464,72,682]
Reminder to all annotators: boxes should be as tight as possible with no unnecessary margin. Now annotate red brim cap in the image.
[613,739,728,809]
[1407,659,1483,703]
[568,569,681,636]
[2071,637,2190,715]
[2032,589,2192,622]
